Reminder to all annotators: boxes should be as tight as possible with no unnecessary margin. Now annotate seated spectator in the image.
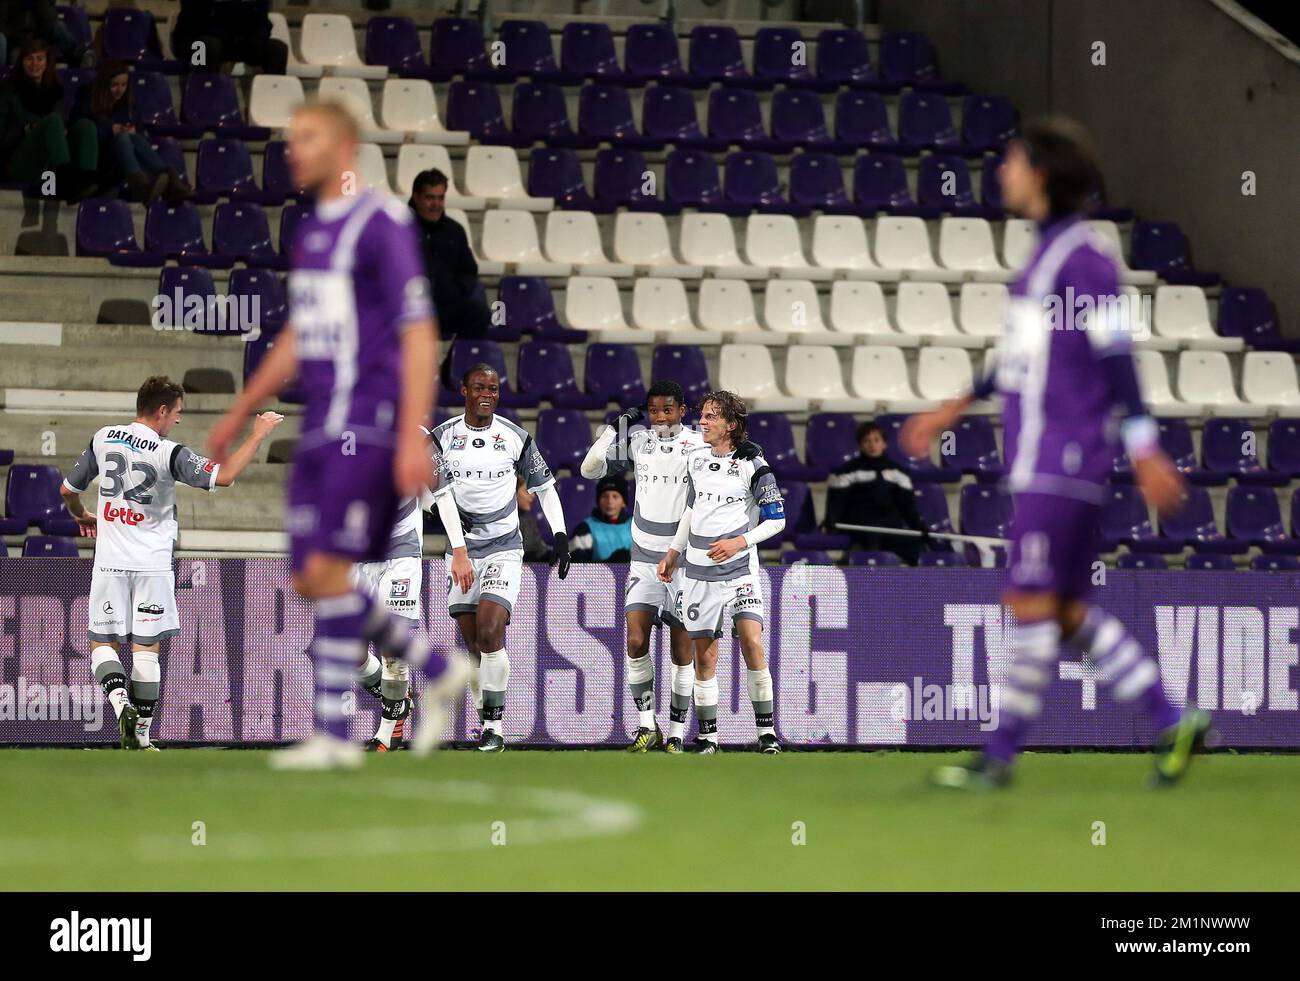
[172,0,287,75]
[81,60,191,203]
[515,478,554,563]
[0,0,89,69]
[570,475,633,563]
[824,420,927,565]
[0,38,98,200]
[411,168,490,342]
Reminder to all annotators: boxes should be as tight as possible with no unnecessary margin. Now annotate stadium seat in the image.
[513,82,586,148]
[536,409,595,474]
[395,144,480,209]
[744,214,827,280]
[213,202,283,269]
[579,83,659,149]
[1099,484,1168,552]
[916,347,976,401]
[816,28,878,88]
[101,8,164,63]
[920,550,968,567]
[446,339,536,408]
[1242,352,1300,415]
[774,480,817,548]
[961,94,1018,151]
[850,346,929,412]
[898,92,959,149]
[446,80,523,146]
[317,77,402,144]
[1160,486,1244,553]
[957,283,1008,340]
[651,345,711,404]
[496,19,564,80]
[1200,418,1278,485]
[1177,350,1257,416]
[593,148,662,213]
[365,16,429,77]
[1156,419,1212,483]
[428,17,492,79]
[811,216,890,278]
[679,213,768,278]
[6,465,68,526]
[708,88,780,151]
[1185,553,1236,571]
[183,74,269,141]
[227,268,287,331]
[1268,420,1300,477]
[261,141,296,204]
[749,413,823,481]
[771,90,849,152]
[353,141,396,192]
[560,23,628,82]
[1153,286,1239,351]
[143,201,227,268]
[625,22,696,85]
[688,25,752,84]
[563,276,641,341]
[553,476,598,535]
[1218,287,1296,351]
[960,484,1013,538]
[76,199,162,265]
[1001,218,1036,269]
[196,139,274,203]
[753,26,813,86]
[265,11,320,80]
[498,276,572,339]
[1131,220,1217,286]
[642,84,722,150]
[913,483,956,532]
[806,413,861,472]
[665,150,730,212]
[528,148,593,210]
[785,345,860,410]
[980,154,1005,213]
[248,75,305,130]
[544,211,632,277]
[1117,553,1167,570]
[828,281,903,342]
[854,155,929,216]
[1135,350,1203,417]
[481,212,568,276]
[765,280,843,344]
[945,416,1002,479]
[632,278,718,343]
[1250,554,1300,572]
[465,145,553,210]
[1227,486,1300,553]
[873,217,948,275]
[895,282,970,345]
[300,14,386,78]
[719,345,805,411]
[154,266,218,332]
[879,31,961,92]
[132,70,200,138]
[381,79,469,146]
[836,92,904,152]
[23,536,80,557]
[918,155,999,218]
[696,279,765,343]
[278,201,309,255]
[849,550,903,567]
[584,344,645,407]
[612,212,701,276]
[790,152,857,213]
[938,218,1003,273]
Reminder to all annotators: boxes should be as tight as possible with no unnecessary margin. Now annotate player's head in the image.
[411,169,448,223]
[857,420,887,458]
[645,379,687,436]
[699,390,747,450]
[999,115,1103,221]
[461,363,500,418]
[286,100,360,199]
[136,375,186,435]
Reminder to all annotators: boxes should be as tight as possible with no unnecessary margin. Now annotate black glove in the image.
[733,439,763,461]
[552,531,572,580]
[614,407,645,430]
[459,510,474,536]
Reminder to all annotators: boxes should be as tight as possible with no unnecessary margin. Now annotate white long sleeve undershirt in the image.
[579,426,617,479]
[536,483,567,538]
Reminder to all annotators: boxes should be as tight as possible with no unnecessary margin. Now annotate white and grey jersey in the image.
[683,448,783,582]
[592,425,707,564]
[63,421,220,573]
[430,413,555,559]
[384,486,436,560]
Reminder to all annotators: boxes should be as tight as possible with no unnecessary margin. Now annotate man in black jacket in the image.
[410,168,490,343]
[824,420,928,564]
[172,0,287,75]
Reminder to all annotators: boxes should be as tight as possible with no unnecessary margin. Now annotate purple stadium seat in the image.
[1160,486,1245,553]
[76,198,163,265]
[1250,554,1300,573]
[143,201,229,267]
[944,416,1001,479]
[513,82,590,148]
[1118,552,1167,570]
[6,465,69,525]
[497,276,581,341]
[430,18,490,79]
[23,536,80,557]
[536,409,594,473]
[132,70,200,138]
[578,83,660,149]
[753,27,814,87]
[365,16,429,76]
[771,89,852,153]
[243,329,303,405]
[0,449,12,466]
[279,201,310,255]
[724,150,807,216]
[749,413,824,482]
[213,202,284,269]
[708,88,781,151]
[879,31,962,93]
[917,153,1000,218]
[1218,287,1297,352]
[979,152,1004,211]
[1131,221,1218,286]
[182,74,270,141]
[446,338,537,408]
[805,413,859,471]
[876,413,960,481]
[156,265,217,331]
[57,5,93,50]
[782,550,833,565]
[148,136,198,195]
[227,268,287,331]
[584,344,645,407]
[527,148,593,209]
[664,149,729,211]
[101,8,163,62]
[962,95,1018,152]
[920,550,967,567]
[960,484,1013,538]
[1202,418,1283,485]
[56,66,94,117]
[554,476,597,535]
[593,147,663,213]
[853,154,935,217]
[1099,483,1176,553]
[898,92,960,150]
[625,22,697,85]
[517,342,604,409]
[561,23,630,82]
[642,85,726,151]
[791,151,859,213]
[849,550,903,566]
[261,140,297,204]
[1186,553,1235,571]
[196,139,275,203]
[1156,418,1214,485]
[839,92,896,149]
[816,29,880,89]
[688,25,752,85]
[1227,486,1300,553]
[773,480,816,548]
[651,345,710,404]
[913,484,955,536]
[446,81,525,147]
[1268,419,1300,477]
[497,20,566,81]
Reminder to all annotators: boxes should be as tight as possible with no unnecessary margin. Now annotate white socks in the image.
[479,648,509,735]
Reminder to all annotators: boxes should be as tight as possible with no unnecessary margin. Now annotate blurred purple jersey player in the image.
[208,100,468,769]
[904,116,1212,790]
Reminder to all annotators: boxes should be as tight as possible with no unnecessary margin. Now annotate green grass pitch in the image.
[2,749,1296,891]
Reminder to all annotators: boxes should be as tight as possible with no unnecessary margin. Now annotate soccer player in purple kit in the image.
[903,116,1212,790]
[207,101,468,769]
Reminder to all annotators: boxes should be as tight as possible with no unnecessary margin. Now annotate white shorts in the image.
[351,555,423,621]
[679,565,766,641]
[88,569,179,645]
[447,551,522,618]
[625,560,686,626]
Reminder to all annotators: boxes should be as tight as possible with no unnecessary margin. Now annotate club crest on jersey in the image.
[727,459,740,475]
[390,578,411,598]
[493,433,508,452]
[450,435,467,451]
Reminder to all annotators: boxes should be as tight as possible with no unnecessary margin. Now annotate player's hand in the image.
[552,532,572,579]
[253,411,285,438]
[615,407,645,431]
[394,429,435,498]
[448,549,475,593]
[74,512,97,538]
[901,408,950,459]
[1134,450,1187,517]
[707,536,746,562]
[206,410,246,463]
[656,551,679,583]
[733,439,763,461]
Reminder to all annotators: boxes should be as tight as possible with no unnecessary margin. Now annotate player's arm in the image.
[579,406,641,479]
[208,328,297,462]
[657,507,691,582]
[709,461,785,561]
[900,376,990,460]
[534,482,570,577]
[214,411,285,487]
[394,317,439,497]
[60,440,99,537]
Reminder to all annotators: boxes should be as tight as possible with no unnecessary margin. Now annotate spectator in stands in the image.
[410,168,490,342]
[0,0,89,69]
[81,60,191,203]
[515,478,554,563]
[570,475,633,564]
[171,0,287,75]
[0,38,99,201]
[824,421,927,565]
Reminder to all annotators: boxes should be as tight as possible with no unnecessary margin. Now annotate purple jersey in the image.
[995,216,1127,505]
[288,190,433,446]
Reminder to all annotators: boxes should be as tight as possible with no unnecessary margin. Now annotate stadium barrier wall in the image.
[1,558,1297,748]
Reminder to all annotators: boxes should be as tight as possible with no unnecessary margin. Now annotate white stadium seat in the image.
[678,213,769,279]
[938,218,1005,276]
[1177,350,1259,417]
[850,346,931,412]
[381,79,469,146]
[299,14,387,78]
[248,75,304,129]
[544,212,633,278]
[697,280,772,345]
[612,213,703,278]
[895,282,981,347]
[563,276,641,342]
[1088,220,1156,286]
[811,215,893,280]
[874,217,961,282]
[317,77,403,144]
[828,281,915,345]
[268,12,322,78]
[718,345,807,411]
[480,211,568,276]
[916,346,975,401]
[745,215,833,281]
[1243,352,1300,417]
[445,208,502,275]
[785,346,862,411]
[464,146,553,211]
[763,280,847,346]
[354,143,394,196]
[957,282,1007,341]
[395,145,484,209]
[1153,286,1242,352]
[1001,218,1036,270]
[1134,349,1203,417]
[632,279,722,344]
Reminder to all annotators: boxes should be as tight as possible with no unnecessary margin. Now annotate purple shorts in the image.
[286,439,400,573]
[1006,492,1102,599]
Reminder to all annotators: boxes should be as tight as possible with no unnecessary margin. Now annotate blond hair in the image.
[291,99,360,143]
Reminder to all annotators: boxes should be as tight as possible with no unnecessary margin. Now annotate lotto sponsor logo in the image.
[102,501,145,526]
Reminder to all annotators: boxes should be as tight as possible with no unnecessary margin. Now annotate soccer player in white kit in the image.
[59,376,283,750]
[657,391,787,754]
[429,364,570,751]
[581,381,762,752]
